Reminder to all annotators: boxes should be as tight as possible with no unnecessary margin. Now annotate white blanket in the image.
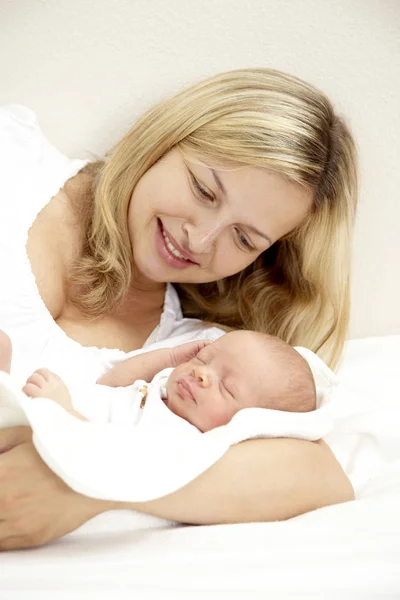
[1,335,400,599]
[0,349,336,502]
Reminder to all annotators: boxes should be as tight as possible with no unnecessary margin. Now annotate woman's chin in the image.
[132,255,168,285]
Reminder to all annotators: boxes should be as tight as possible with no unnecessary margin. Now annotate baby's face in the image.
[165,331,271,432]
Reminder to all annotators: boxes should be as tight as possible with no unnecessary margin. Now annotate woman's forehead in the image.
[179,147,245,171]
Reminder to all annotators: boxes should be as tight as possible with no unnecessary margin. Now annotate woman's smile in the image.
[155,218,197,270]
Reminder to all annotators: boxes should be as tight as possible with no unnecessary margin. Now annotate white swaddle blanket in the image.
[0,347,336,502]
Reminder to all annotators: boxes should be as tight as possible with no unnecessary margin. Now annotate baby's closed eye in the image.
[220,380,234,398]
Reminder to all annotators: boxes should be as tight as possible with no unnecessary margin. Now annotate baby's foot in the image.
[23,368,73,412]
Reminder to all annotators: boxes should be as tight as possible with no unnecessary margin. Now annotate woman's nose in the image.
[183,221,223,255]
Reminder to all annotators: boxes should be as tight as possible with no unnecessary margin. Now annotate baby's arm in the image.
[97,339,211,387]
[22,369,88,422]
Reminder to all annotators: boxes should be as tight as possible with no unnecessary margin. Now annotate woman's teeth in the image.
[162,229,191,261]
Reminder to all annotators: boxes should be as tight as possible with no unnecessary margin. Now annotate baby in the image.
[20,330,316,432]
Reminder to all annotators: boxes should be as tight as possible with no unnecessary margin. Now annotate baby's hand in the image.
[22,369,87,421]
[97,339,213,388]
[169,339,212,368]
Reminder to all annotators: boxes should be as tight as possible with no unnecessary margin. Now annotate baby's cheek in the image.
[208,404,237,429]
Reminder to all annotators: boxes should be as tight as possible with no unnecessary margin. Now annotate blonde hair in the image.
[70,68,358,369]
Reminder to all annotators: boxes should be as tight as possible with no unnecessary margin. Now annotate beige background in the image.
[0,0,399,339]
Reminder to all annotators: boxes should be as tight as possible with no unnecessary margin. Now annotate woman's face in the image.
[128,148,313,285]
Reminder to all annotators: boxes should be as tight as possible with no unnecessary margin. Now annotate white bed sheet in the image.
[1,335,400,599]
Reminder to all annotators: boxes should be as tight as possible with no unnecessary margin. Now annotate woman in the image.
[0,68,357,550]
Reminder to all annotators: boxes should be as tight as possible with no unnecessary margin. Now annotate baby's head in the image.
[165,330,316,432]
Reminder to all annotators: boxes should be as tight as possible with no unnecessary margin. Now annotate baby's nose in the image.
[193,366,210,388]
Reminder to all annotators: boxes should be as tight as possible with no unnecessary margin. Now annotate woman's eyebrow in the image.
[210,169,227,196]
[245,225,272,245]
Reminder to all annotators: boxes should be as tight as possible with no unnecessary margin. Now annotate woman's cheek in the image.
[213,247,254,281]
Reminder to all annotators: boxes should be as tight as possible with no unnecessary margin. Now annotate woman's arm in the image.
[119,438,354,524]
[0,427,113,550]
[0,427,353,550]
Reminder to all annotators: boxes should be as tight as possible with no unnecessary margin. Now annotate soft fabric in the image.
[0,349,336,502]
[2,336,400,598]
[0,104,224,389]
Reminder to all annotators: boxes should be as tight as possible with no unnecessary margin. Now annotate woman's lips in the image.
[162,222,197,262]
[155,219,197,270]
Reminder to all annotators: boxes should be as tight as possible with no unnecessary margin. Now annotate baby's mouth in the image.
[177,378,196,403]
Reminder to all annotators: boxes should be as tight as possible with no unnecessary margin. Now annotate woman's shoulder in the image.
[0,103,71,172]
[0,105,44,167]
[0,104,38,128]
[0,106,88,338]
[0,105,52,236]
[0,105,87,238]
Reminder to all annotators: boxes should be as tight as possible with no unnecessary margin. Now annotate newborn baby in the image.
[0,329,332,506]
[21,330,316,432]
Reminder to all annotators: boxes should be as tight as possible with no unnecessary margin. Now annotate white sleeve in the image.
[69,381,145,426]
[0,105,85,237]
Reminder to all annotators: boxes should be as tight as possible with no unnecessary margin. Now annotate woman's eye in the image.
[190,173,215,203]
[235,228,254,251]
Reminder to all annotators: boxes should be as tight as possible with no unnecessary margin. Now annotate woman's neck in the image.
[117,278,167,317]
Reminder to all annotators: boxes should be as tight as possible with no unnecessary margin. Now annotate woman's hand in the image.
[0,427,112,550]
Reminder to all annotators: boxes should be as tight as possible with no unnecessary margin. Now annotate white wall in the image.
[1,0,399,339]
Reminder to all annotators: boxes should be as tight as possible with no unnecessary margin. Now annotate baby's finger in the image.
[186,339,212,357]
[22,383,41,398]
[171,339,212,366]
[25,372,46,387]
[33,368,54,381]
[197,339,212,350]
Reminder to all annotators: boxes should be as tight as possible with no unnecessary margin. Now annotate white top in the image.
[0,105,224,388]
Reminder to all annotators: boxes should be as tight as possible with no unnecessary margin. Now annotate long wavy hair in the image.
[69,68,358,368]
